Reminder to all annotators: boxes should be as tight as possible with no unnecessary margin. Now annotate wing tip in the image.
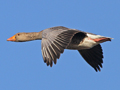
[94,66,103,72]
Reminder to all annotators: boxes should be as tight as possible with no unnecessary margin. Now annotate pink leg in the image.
[89,37,111,42]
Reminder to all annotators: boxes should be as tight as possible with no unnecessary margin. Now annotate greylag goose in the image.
[7,26,112,72]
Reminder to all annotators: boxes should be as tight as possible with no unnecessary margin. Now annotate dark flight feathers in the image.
[78,44,103,72]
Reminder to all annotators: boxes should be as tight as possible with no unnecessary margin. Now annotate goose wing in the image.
[78,44,103,72]
[41,26,81,67]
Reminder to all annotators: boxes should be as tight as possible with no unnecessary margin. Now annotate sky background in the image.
[0,0,120,90]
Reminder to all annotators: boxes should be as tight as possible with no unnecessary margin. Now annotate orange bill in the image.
[7,35,16,41]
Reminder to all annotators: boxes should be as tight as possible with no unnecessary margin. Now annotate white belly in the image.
[67,37,98,50]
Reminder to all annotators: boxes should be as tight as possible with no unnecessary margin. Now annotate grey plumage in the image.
[7,26,112,72]
[42,27,82,67]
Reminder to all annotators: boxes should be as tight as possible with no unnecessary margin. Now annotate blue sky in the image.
[0,0,120,90]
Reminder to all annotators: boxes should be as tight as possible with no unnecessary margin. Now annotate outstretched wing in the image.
[41,28,80,67]
[78,44,103,72]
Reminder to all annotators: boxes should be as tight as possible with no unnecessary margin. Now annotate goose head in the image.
[7,31,42,42]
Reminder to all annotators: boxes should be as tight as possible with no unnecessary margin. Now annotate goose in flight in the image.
[7,26,112,72]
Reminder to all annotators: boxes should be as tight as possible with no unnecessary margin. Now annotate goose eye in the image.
[17,34,20,36]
